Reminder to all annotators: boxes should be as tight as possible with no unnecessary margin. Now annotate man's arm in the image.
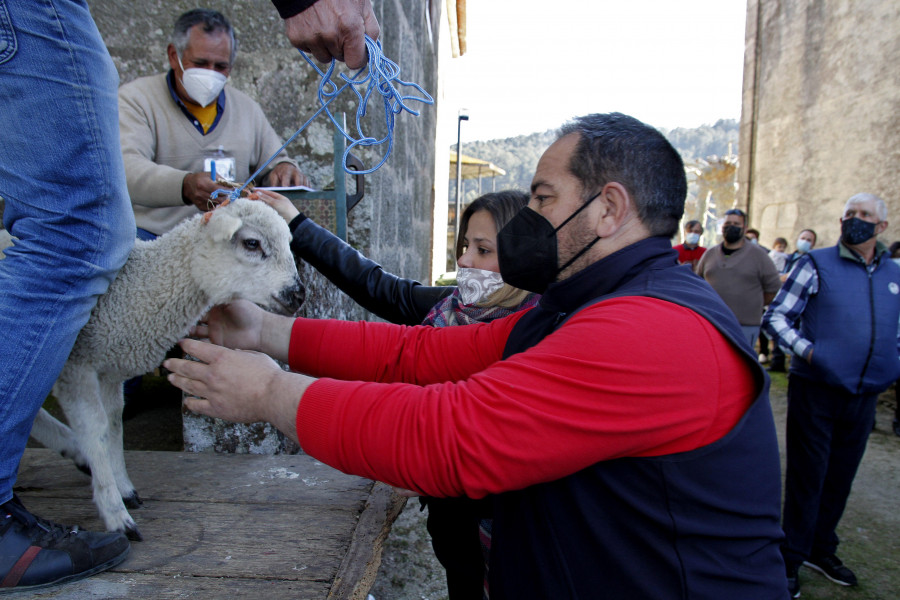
[759,249,783,305]
[252,107,308,187]
[168,297,756,499]
[762,256,818,361]
[118,87,188,209]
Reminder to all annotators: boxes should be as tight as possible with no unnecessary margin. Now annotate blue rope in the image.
[218,35,433,201]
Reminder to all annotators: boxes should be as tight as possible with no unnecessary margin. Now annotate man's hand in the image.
[182,172,232,209]
[283,0,380,70]
[165,338,312,440]
[264,162,310,188]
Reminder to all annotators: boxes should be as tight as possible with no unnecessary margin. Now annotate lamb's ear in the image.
[204,210,243,242]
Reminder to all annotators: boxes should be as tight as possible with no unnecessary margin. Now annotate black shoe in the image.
[803,554,857,586]
[0,495,130,593]
[767,363,786,373]
[786,561,801,598]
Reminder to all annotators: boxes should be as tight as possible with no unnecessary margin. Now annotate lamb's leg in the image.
[56,366,142,541]
[29,407,92,475]
[99,374,141,508]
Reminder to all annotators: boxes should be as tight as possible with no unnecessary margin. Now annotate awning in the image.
[449,150,506,179]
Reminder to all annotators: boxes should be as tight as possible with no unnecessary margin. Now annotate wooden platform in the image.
[14,449,406,599]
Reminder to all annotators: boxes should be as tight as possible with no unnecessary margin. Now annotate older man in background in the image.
[119,8,308,239]
[763,193,900,597]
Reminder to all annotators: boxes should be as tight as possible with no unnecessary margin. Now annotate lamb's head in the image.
[191,199,305,314]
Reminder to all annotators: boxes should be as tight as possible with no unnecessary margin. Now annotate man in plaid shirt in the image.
[762,193,900,598]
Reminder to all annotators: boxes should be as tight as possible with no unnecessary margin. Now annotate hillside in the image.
[453,119,739,202]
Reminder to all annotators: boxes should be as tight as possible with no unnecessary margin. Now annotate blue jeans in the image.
[0,0,135,504]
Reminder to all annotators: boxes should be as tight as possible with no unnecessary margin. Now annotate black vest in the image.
[490,237,787,600]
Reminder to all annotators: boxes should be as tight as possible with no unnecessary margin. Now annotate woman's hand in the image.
[252,189,300,223]
[193,300,266,351]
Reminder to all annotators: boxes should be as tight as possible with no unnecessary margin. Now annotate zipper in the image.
[856,267,876,395]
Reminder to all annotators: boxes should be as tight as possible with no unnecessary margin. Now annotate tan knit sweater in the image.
[118,73,300,235]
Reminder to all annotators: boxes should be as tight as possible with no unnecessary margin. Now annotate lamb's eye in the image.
[243,238,261,252]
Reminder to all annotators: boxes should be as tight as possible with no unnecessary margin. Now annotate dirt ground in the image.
[35,369,899,600]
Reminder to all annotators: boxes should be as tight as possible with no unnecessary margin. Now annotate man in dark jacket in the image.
[763,193,900,597]
[165,113,789,599]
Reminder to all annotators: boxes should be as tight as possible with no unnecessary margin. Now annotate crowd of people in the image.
[0,1,896,598]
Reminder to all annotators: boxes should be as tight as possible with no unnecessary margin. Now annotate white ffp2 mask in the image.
[177,56,227,107]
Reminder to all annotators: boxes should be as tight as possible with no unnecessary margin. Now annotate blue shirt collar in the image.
[166,69,226,135]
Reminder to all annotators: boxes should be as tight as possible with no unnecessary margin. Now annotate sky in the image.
[443,1,748,141]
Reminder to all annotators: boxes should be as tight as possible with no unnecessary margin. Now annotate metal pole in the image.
[454,112,468,256]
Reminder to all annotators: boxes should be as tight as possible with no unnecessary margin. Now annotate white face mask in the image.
[796,239,812,254]
[685,232,701,245]
[177,55,227,107]
[456,268,505,305]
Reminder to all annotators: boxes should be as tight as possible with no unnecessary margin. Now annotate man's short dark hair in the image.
[684,219,701,230]
[724,208,747,225]
[557,113,687,238]
[172,9,236,65]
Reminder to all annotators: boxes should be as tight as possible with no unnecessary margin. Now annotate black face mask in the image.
[722,225,744,244]
[841,217,877,246]
[497,193,602,294]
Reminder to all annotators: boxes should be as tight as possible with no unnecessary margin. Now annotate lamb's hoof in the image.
[123,491,143,508]
[125,525,143,542]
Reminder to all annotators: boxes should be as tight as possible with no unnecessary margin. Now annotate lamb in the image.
[20,199,305,541]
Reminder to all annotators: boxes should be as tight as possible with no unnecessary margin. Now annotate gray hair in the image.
[844,193,887,221]
[172,9,236,65]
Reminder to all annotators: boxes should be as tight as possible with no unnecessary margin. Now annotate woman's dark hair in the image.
[455,190,529,259]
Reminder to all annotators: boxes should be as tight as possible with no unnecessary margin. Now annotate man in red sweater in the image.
[672,218,706,269]
[165,113,788,599]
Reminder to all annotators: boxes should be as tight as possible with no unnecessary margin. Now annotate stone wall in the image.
[738,0,900,248]
[90,0,442,452]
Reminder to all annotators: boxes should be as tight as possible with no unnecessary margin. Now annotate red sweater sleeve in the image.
[292,298,757,499]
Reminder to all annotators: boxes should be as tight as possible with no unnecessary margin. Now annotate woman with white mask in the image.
[252,188,536,599]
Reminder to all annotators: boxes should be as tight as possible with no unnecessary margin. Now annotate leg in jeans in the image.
[0,0,134,506]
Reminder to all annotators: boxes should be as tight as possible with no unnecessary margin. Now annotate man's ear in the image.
[167,44,180,73]
[876,220,889,236]
[593,182,633,238]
